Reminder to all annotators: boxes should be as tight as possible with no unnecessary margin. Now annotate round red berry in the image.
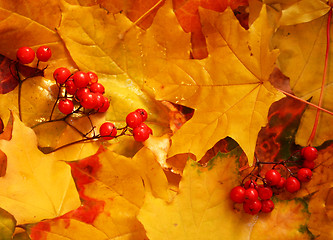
[58,99,74,115]
[285,177,301,193]
[265,169,281,186]
[80,92,97,109]
[230,186,245,203]
[65,79,77,95]
[301,146,318,161]
[53,67,71,84]
[258,186,273,200]
[244,188,259,202]
[297,168,312,182]
[73,71,89,88]
[76,87,90,101]
[133,123,152,142]
[98,96,110,113]
[94,93,105,110]
[126,111,143,128]
[36,46,52,62]
[87,71,98,84]
[16,46,35,64]
[90,82,105,94]
[261,199,274,213]
[276,177,286,189]
[302,160,315,169]
[135,109,148,122]
[243,199,262,215]
[99,122,117,140]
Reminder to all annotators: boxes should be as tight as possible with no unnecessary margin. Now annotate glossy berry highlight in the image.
[99,122,117,140]
[16,46,35,64]
[301,146,318,162]
[265,169,281,186]
[230,186,245,203]
[244,188,258,202]
[73,71,89,88]
[285,177,301,193]
[136,109,148,122]
[297,168,312,182]
[133,123,152,142]
[126,111,143,128]
[53,67,71,85]
[36,46,52,62]
[58,99,74,115]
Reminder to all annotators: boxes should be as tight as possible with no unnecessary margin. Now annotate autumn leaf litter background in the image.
[0,0,332,239]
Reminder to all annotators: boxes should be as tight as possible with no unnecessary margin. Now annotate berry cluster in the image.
[53,68,110,115]
[14,46,153,146]
[126,109,152,142]
[230,146,318,215]
[99,109,152,142]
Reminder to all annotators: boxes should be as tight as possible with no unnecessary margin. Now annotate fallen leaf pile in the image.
[0,0,332,239]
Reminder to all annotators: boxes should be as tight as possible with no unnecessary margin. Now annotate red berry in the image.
[126,111,143,128]
[276,177,286,189]
[265,169,281,186]
[243,199,262,215]
[258,186,273,200]
[73,71,89,88]
[133,123,152,142]
[94,93,105,110]
[53,67,71,84]
[36,46,52,62]
[244,180,258,189]
[80,92,97,109]
[99,122,117,140]
[76,87,90,101]
[297,168,312,182]
[90,82,105,94]
[261,199,274,213]
[285,177,301,193]
[58,99,74,115]
[65,79,77,95]
[87,71,98,84]
[98,96,110,113]
[16,46,35,64]
[301,146,318,161]
[230,186,245,203]
[244,188,259,202]
[135,109,148,122]
[302,160,315,169]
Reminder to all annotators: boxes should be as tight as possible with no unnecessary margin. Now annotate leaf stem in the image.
[118,0,164,39]
[277,89,333,116]
[307,8,332,145]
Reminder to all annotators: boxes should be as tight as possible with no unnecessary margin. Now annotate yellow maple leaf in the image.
[0,113,80,225]
[149,5,283,164]
[272,6,333,147]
